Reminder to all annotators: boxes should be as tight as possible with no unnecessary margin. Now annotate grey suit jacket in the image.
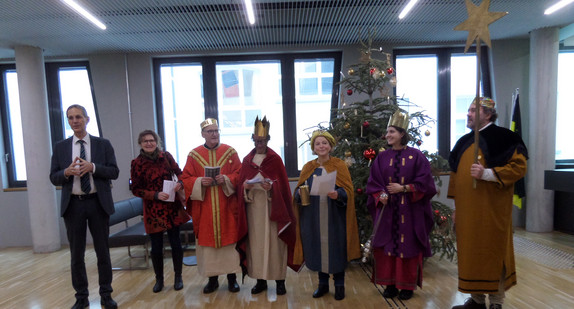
[50,135,120,217]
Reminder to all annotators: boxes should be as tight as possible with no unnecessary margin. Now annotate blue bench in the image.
[108,197,148,270]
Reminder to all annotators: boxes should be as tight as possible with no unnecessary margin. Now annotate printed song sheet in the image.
[310,170,337,196]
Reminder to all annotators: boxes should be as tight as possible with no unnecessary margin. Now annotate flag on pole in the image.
[511,92,525,209]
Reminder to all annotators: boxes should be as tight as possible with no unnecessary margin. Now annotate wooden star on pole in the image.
[454,0,508,53]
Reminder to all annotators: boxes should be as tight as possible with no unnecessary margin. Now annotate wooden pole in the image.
[473,38,482,189]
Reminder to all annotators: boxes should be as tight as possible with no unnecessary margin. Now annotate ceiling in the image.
[1,0,574,60]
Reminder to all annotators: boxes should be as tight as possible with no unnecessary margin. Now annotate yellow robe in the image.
[448,145,527,294]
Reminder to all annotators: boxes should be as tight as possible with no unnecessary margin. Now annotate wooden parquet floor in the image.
[1,228,573,308]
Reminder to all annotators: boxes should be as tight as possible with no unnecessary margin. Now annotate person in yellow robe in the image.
[448,98,528,309]
[181,118,242,294]
[292,130,361,301]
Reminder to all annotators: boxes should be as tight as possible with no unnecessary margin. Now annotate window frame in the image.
[0,61,99,188]
[0,64,24,187]
[556,45,574,168]
[393,46,492,159]
[153,52,342,177]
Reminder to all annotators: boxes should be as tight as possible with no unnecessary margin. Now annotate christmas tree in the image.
[323,38,456,261]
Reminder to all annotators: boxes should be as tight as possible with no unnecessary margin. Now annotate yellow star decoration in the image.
[454,0,508,53]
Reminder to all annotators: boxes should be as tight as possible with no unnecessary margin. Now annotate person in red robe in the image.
[180,118,242,294]
[237,116,299,296]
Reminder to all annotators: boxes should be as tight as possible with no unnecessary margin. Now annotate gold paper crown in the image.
[200,118,218,129]
[388,110,410,130]
[472,97,496,109]
[253,116,270,137]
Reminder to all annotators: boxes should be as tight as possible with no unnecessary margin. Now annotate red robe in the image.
[237,147,300,273]
[181,143,241,248]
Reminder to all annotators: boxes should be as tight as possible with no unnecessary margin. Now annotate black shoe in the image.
[312,284,329,298]
[276,280,286,295]
[228,280,240,293]
[153,278,164,293]
[251,279,268,294]
[174,275,183,291]
[203,277,219,294]
[71,298,89,309]
[382,285,399,298]
[452,298,487,309]
[100,295,118,309]
[334,286,345,300]
[398,289,413,300]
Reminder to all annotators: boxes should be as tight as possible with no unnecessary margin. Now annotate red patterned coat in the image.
[131,151,188,234]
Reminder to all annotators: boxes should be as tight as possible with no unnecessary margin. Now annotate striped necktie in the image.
[78,140,91,194]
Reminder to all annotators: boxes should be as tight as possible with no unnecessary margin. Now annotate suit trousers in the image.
[64,197,113,299]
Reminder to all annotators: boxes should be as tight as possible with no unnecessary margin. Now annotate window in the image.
[46,62,101,144]
[556,50,574,164]
[0,65,26,186]
[295,59,335,170]
[0,62,99,187]
[395,55,438,153]
[216,61,284,160]
[154,53,341,176]
[394,47,491,158]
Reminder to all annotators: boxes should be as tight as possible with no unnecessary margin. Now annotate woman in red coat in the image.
[130,130,190,293]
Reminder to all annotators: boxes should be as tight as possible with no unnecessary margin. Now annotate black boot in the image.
[203,276,219,294]
[172,244,184,291]
[334,286,345,300]
[251,279,268,294]
[383,285,398,298]
[151,253,164,293]
[313,284,329,298]
[227,273,240,292]
[276,280,286,295]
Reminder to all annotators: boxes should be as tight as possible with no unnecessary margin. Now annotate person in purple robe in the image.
[365,110,437,300]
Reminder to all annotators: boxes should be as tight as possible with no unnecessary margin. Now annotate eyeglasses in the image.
[204,129,220,135]
[253,139,268,144]
[142,139,156,144]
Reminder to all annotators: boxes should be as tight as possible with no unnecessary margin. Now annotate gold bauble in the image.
[348,68,355,76]
[425,130,431,136]
[344,151,352,157]
[344,122,350,129]
[379,147,386,153]
[378,71,386,78]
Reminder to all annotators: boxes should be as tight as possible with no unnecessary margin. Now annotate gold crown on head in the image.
[200,118,218,129]
[472,97,496,109]
[388,110,410,130]
[253,116,270,137]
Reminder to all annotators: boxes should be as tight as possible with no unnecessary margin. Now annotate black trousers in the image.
[63,197,113,299]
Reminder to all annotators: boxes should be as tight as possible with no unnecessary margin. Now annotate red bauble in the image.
[356,188,364,194]
[370,68,376,75]
[362,121,370,128]
[347,89,353,96]
[434,210,440,215]
[363,148,376,161]
[417,140,422,146]
[386,67,394,75]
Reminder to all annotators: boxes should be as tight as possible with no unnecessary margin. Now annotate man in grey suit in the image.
[50,104,119,309]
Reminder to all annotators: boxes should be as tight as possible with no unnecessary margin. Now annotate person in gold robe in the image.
[292,130,361,301]
[449,97,528,309]
[180,118,242,294]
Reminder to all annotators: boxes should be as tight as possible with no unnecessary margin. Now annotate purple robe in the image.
[365,147,436,259]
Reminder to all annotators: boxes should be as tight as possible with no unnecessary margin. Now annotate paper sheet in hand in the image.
[163,180,178,202]
[310,170,337,196]
[246,174,264,184]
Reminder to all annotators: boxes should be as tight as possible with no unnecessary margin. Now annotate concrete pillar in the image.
[14,45,61,252]
[525,28,559,232]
